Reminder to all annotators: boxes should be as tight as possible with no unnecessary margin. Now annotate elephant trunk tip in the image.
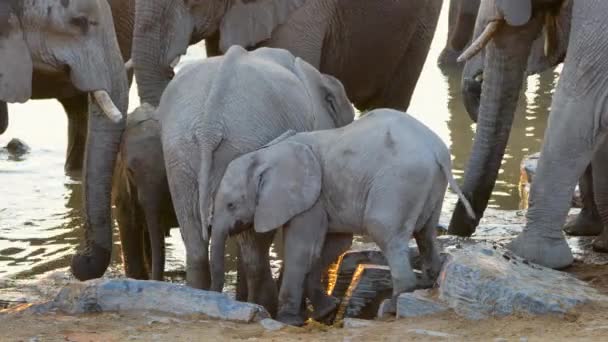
[448,200,480,237]
[70,243,112,281]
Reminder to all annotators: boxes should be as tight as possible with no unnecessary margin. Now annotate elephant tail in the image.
[199,147,215,242]
[437,156,476,221]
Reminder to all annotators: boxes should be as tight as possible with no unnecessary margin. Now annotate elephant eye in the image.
[227,202,235,211]
[70,16,90,34]
[325,93,337,113]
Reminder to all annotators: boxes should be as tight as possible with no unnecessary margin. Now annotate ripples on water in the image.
[0,2,559,281]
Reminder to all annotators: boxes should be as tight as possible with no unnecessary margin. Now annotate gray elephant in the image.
[132,0,443,111]
[0,0,134,174]
[447,0,602,242]
[159,46,354,313]
[209,109,475,325]
[437,0,480,68]
[112,104,177,281]
[0,0,129,280]
[457,0,608,268]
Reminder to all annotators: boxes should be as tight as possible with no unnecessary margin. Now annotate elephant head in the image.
[448,0,571,236]
[438,0,481,68]
[133,0,306,106]
[0,0,129,279]
[210,132,321,292]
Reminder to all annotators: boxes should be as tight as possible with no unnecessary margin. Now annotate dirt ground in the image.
[1,262,607,342]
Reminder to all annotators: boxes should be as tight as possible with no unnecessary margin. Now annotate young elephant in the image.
[112,103,177,281]
[160,46,355,314]
[210,109,476,325]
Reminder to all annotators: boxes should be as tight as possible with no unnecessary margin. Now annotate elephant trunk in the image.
[133,0,193,107]
[0,101,7,134]
[70,32,130,281]
[210,221,229,293]
[448,38,532,236]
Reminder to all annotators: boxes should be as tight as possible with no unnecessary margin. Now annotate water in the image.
[0,2,557,280]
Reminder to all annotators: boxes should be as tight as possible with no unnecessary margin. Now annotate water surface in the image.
[0,2,557,280]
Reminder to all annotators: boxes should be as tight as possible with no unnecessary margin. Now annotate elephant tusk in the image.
[170,56,181,68]
[124,59,134,71]
[92,90,122,123]
[457,21,501,63]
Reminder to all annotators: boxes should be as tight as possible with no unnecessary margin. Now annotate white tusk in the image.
[92,90,122,123]
[124,59,134,71]
[457,21,501,63]
[170,56,181,68]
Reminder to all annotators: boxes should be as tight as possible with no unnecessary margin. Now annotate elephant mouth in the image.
[462,71,483,122]
[229,220,252,236]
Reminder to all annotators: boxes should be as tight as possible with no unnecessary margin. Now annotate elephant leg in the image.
[306,233,353,323]
[114,167,149,279]
[564,164,603,236]
[235,229,278,317]
[375,231,417,318]
[140,192,166,281]
[277,202,328,326]
[166,166,210,289]
[59,95,88,175]
[590,138,608,252]
[373,7,438,111]
[235,249,248,302]
[413,205,442,288]
[0,101,8,134]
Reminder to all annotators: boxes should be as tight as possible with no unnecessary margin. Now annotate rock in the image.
[5,138,30,156]
[330,245,388,300]
[259,318,286,331]
[520,153,582,208]
[337,264,393,320]
[396,290,448,318]
[29,279,269,323]
[438,243,607,319]
[407,329,457,338]
[342,317,374,328]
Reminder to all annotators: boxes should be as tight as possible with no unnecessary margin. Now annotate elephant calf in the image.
[159,45,355,315]
[210,109,476,324]
[113,104,177,280]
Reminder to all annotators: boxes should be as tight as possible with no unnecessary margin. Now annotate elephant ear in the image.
[496,0,531,26]
[254,142,322,233]
[0,4,33,103]
[219,0,306,53]
[261,129,297,148]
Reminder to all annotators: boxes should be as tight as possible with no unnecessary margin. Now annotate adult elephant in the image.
[454,0,608,268]
[132,0,443,110]
[0,0,134,174]
[447,0,577,236]
[437,0,480,68]
[0,0,129,279]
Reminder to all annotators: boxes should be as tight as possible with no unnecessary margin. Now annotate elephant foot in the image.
[592,229,608,253]
[276,312,305,327]
[507,231,573,269]
[563,212,602,236]
[311,295,340,324]
[377,298,397,320]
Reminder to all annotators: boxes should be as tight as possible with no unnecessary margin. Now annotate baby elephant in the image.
[210,109,475,325]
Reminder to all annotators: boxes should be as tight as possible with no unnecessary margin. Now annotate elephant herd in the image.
[2,0,608,326]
